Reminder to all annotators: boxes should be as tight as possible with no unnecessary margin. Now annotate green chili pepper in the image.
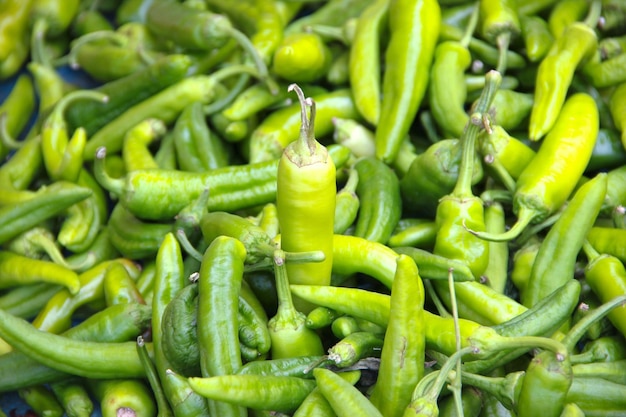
[516,350,572,417]
[152,233,210,416]
[5,226,76,270]
[71,8,114,36]
[269,249,325,359]
[528,22,598,141]
[50,379,94,417]
[65,54,191,136]
[103,261,145,306]
[375,0,440,163]
[18,385,64,417]
[31,258,140,333]
[84,65,265,158]
[520,14,554,63]
[0,181,92,245]
[0,0,34,80]
[522,173,607,307]
[582,241,626,338]
[41,89,108,182]
[188,373,316,414]
[276,85,335,305]
[146,0,273,90]
[0,282,60,319]
[400,138,484,219]
[239,279,272,360]
[313,368,382,417]
[433,70,501,280]
[429,20,474,141]
[107,203,173,260]
[0,134,42,201]
[136,335,173,417]
[565,376,626,417]
[64,227,120,273]
[352,156,401,244]
[0,251,80,295]
[87,378,156,417]
[572,359,626,384]
[121,118,165,172]
[331,315,361,339]
[197,235,247,417]
[510,236,541,300]
[294,370,361,417]
[348,0,388,125]
[0,302,151,392]
[547,0,590,38]
[0,307,147,379]
[394,246,475,282]
[387,219,438,249]
[272,32,332,83]
[481,201,508,294]
[94,148,278,221]
[472,93,599,242]
[572,335,626,364]
[369,255,425,417]
[174,101,230,172]
[68,25,160,83]
[160,281,200,377]
[0,74,35,158]
[56,177,103,255]
[609,81,626,149]
[204,0,293,64]
[334,168,360,234]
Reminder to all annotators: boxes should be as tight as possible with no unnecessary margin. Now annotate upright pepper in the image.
[276,84,335,310]
[197,235,247,417]
[369,255,425,417]
[375,0,440,163]
[268,249,325,359]
[433,70,501,279]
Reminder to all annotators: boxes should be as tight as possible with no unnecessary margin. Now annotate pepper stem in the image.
[288,83,320,159]
[225,26,279,95]
[67,30,130,70]
[562,295,626,352]
[31,19,50,67]
[453,70,501,198]
[495,32,511,75]
[93,147,124,197]
[476,335,569,362]
[583,0,603,28]
[467,205,534,242]
[582,239,600,261]
[460,3,480,48]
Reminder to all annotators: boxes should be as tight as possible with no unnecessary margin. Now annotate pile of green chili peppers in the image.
[2,0,626,416]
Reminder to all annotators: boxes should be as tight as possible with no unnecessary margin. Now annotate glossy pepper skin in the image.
[528,22,597,141]
[375,0,440,163]
[0,0,34,80]
[433,71,502,279]
[349,0,389,125]
[353,156,402,244]
[276,85,335,305]
[429,40,472,139]
[583,242,626,338]
[197,235,247,417]
[369,255,425,417]
[473,93,599,242]
[272,32,332,83]
[522,173,607,308]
